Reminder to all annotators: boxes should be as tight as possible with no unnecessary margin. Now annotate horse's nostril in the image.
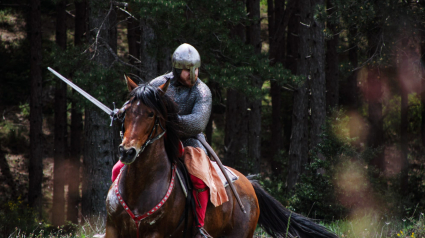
[127,148,136,156]
[118,146,125,158]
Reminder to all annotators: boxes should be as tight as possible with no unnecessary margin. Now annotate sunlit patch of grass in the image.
[323,213,425,238]
[8,216,106,238]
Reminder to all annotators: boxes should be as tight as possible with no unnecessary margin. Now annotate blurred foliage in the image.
[261,108,425,221]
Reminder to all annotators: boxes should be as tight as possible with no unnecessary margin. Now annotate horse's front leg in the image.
[104,220,118,238]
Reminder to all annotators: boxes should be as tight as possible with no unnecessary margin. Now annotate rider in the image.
[111,43,221,238]
[149,43,214,238]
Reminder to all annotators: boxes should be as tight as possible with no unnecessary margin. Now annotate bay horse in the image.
[104,77,338,238]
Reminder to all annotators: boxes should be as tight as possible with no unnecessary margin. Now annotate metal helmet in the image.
[172,43,201,84]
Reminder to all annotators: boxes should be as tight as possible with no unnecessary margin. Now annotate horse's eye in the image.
[148,112,154,118]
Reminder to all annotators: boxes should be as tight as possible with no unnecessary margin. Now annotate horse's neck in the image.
[121,139,172,208]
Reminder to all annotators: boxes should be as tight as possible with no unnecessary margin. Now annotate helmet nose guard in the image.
[172,43,201,84]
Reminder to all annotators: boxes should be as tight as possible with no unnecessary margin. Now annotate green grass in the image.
[7,214,425,237]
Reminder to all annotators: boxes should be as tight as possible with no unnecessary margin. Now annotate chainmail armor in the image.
[150,72,212,154]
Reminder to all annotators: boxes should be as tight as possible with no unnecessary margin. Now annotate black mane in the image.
[129,84,181,163]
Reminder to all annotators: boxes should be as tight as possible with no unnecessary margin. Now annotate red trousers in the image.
[111,161,208,227]
[190,174,209,227]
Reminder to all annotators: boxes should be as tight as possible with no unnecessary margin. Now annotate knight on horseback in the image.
[150,43,215,238]
[111,43,223,238]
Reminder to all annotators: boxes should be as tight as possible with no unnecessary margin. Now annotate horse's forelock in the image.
[130,84,167,118]
[129,84,180,163]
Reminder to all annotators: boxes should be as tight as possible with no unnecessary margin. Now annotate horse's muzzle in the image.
[118,145,137,164]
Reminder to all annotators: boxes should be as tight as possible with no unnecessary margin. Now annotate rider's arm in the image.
[178,83,212,138]
[149,75,167,88]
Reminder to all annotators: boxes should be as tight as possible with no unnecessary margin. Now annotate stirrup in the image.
[197,227,213,238]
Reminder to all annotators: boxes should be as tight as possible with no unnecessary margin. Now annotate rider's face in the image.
[179,68,199,88]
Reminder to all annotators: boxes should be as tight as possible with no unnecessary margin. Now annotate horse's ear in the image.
[124,73,138,92]
[158,79,171,95]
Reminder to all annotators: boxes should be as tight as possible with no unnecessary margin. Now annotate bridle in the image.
[112,99,175,238]
[113,100,167,158]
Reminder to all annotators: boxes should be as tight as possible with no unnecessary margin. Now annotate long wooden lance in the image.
[196,134,247,214]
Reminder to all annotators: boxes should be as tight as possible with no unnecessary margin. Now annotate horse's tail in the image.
[250,180,338,238]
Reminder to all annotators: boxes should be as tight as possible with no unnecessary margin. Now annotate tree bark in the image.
[82,110,115,220]
[0,149,17,199]
[345,28,360,139]
[268,0,287,175]
[309,0,325,151]
[246,0,262,173]
[127,18,140,65]
[224,90,249,172]
[421,25,425,147]
[285,0,299,75]
[283,1,299,153]
[366,28,384,171]
[366,66,384,169]
[28,0,44,217]
[82,0,116,221]
[67,0,87,224]
[140,19,158,81]
[52,0,68,226]
[224,0,249,173]
[325,0,339,112]
[74,0,87,46]
[400,38,409,195]
[287,82,308,190]
[287,0,323,189]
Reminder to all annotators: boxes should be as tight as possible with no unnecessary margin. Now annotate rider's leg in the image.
[190,174,209,227]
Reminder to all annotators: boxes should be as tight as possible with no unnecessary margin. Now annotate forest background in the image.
[1,0,425,237]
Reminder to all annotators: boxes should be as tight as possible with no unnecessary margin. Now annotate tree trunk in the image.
[67,0,87,224]
[140,19,158,81]
[345,28,360,140]
[283,0,299,153]
[285,0,299,75]
[366,66,384,170]
[366,28,384,171]
[82,110,115,220]
[325,0,338,112]
[421,25,425,147]
[287,0,316,190]
[224,90,249,172]
[0,149,17,199]
[28,0,44,217]
[82,0,116,220]
[52,0,68,226]
[68,103,82,224]
[268,0,287,176]
[74,0,87,46]
[287,83,308,190]
[309,0,325,151]
[224,0,249,173]
[400,38,409,195]
[127,18,140,65]
[246,0,262,173]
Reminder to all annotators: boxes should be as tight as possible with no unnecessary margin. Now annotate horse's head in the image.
[117,75,171,164]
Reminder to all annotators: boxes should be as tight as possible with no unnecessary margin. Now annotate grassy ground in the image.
[7,213,425,238]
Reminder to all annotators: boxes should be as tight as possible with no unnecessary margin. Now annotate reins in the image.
[135,117,166,158]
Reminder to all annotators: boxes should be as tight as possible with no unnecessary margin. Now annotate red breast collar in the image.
[114,164,176,237]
